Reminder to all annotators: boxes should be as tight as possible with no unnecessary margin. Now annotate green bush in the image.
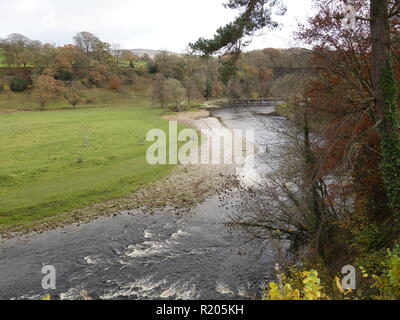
[367,244,400,299]
[9,77,30,92]
[147,63,158,74]
[55,69,73,82]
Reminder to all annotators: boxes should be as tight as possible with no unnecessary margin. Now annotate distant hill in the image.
[128,49,181,58]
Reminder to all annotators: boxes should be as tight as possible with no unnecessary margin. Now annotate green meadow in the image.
[0,102,182,230]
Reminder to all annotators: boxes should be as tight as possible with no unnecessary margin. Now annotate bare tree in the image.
[183,76,202,105]
[73,31,100,56]
[59,81,85,109]
[151,74,168,108]
[111,43,122,66]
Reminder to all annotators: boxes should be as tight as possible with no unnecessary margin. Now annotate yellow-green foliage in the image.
[264,268,327,300]
[275,103,295,120]
[41,294,51,300]
[265,244,400,300]
[369,245,400,299]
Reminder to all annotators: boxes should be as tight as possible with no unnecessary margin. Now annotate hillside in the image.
[128,48,181,58]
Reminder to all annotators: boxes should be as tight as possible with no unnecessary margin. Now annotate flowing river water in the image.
[0,104,287,300]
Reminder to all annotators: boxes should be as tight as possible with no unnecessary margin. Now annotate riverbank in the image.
[0,108,238,240]
[0,163,236,240]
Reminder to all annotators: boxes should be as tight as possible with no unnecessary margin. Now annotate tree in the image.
[2,33,31,68]
[270,74,306,101]
[93,41,112,64]
[59,81,85,109]
[190,0,286,56]
[152,74,168,108]
[292,0,400,263]
[165,78,186,111]
[189,0,288,100]
[87,61,112,87]
[226,76,242,98]
[151,75,186,111]
[121,50,137,65]
[73,31,100,56]
[32,43,57,71]
[33,74,59,110]
[73,31,102,68]
[369,0,400,218]
[141,54,151,62]
[153,51,185,80]
[111,43,122,66]
[183,76,202,104]
[54,44,86,73]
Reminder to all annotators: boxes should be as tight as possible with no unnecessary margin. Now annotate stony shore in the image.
[0,107,238,240]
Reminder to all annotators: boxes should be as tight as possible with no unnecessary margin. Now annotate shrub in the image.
[264,266,328,300]
[2,84,13,98]
[147,63,158,74]
[9,77,30,92]
[365,244,400,299]
[55,69,73,82]
[109,76,123,91]
[85,97,97,104]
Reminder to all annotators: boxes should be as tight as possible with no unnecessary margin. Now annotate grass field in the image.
[0,103,184,230]
[118,60,148,69]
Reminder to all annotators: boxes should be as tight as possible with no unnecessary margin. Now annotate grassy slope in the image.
[0,87,150,111]
[118,60,148,69]
[0,92,184,230]
[0,49,5,67]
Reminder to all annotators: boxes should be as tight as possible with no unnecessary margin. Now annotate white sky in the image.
[0,0,313,52]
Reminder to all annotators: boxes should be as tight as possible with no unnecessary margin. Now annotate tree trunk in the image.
[371,0,390,129]
[370,0,400,218]
[303,106,324,259]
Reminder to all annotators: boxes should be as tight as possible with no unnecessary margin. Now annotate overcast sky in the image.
[0,0,313,52]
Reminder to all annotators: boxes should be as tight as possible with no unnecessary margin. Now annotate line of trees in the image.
[0,31,143,109]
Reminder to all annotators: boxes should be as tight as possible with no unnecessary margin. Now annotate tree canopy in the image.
[189,0,286,56]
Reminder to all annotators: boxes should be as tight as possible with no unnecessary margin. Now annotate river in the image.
[0,104,287,300]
